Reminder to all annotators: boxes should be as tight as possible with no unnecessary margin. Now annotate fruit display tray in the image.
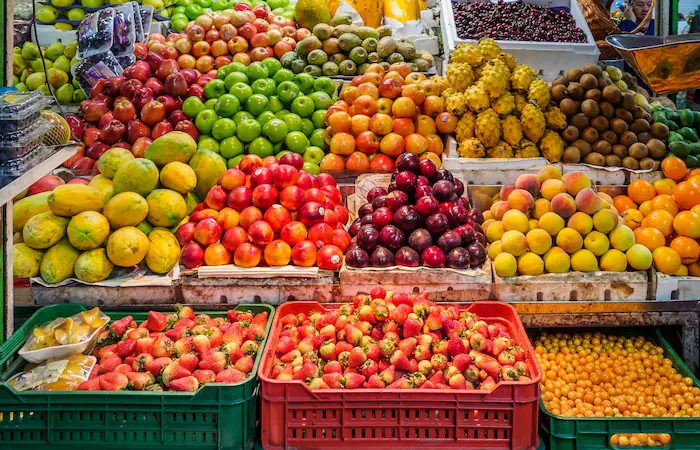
[259,301,542,450]
[539,328,700,449]
[0,303,274,450]
[440,0,599,81]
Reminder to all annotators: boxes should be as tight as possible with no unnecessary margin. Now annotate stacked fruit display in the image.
[268,289,533,389]
[321,66,455,172]
[175,154,350,270]
[346,155,486,269]
[486,168,653,277]
[448,39,562,161]
[279,21,432,77]
[551,64,668,169]
[13,41,84,104]
[611,159,700,275]
[76,306,269,391]
[171,0,297,33]
[535,331,700,418]
[651,106,700,168]
[183,61,336,173]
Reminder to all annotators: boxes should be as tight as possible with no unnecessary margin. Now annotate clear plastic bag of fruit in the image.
[71,51,124,98]
[9,354,97,392]
[139,5,154,42]
[77,8,115,60]
[111,3,136,57]
[130,1,144,44]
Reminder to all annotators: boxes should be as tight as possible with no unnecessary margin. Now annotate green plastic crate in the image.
[539,328,700,450]
[0,303,274,450]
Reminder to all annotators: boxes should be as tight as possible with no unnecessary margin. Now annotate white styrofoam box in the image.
[441,0,600,81]
[654,272,700,301]
[413,36,441,55]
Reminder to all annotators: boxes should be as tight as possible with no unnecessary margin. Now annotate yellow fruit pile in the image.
[444,39,563,161]
[610,433,671,447]
[485,167,653,277]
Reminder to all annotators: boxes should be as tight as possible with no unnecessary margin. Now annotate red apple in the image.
[70,157,96,172]
[113,97,137,123]
[86,142,110,160]
[130,60,153,82]
[100,120,126,145]
[126,119,151,144]
[156,95,179,115]
[98,112,114,129]
[27,175,64,196]
[176,222,196,245]
[119,79,143,100]
[83,127,100,147]
[133,87,155,110]
[238,23,256,41]
[131,137,152,157]
[141,101,166,126]
[181,241,205,269]
[151,120,173,139]
[168,109,188,128]
[79,100,110,123]
[175,120,199,140]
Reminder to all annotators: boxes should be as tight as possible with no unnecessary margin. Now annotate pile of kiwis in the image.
[551,64,668,170]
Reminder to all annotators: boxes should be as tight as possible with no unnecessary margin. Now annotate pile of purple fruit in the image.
[346,154,487,270]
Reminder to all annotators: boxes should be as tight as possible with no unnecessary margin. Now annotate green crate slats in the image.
[0,303,274,450]
[540,328,700,450]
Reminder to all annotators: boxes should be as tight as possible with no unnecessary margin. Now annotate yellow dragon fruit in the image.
[528,78,551,110]
[515,140,540,158]
[431,75,451,94]
[539,130,565,163]
[450,43,483,67]
[445,91,468,115]
[464,83,490,113]
[492,92,515,116]
[456,112,476,142]
[544,106,567,130]
[459,138,485,158]
[513,93,528,117]
[496,52,517,71]
[478,38,501,61]
[501,115,523,147]
[487,140,514,158]
[511,65,536,92]
[521,104,546,143]
[480,63,509,99]
[446,62,474,92]
[476,108,502,148]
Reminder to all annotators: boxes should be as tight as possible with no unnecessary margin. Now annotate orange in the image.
[675,264,689,276]
[628,179,656,204]
[673,211,700,238]
[652,247,682,275]
[639,200,652,217]
[661,156,687,181]
[689,261,700,277]
[634,227,666,251]
[613,195,637,214]
[643,210,675,236]
[674,181,700,211]
[650,194,679,216]
[652,178,678,196]
[692,204,700,216]
[670,236,700,264]
[684,169,700,181]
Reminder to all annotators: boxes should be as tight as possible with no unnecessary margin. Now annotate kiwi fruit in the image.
[584,152,605,166]
[566,68,583,82]
[622,156,640,169]
[615,108,634,123]
[559,98,578,117]
[567,82,585,100]
[619,131,638,147]
[551,84,567,103]
[552,76,568,86]
[572,139,592,157]
[628,142,648,160]
[630,119,650,134]
[563,146,581,163]
[580,73,599,90]
[622,92,636,110]
[582,127,600,144]
[610,118,629,135]
[605,154,622,167]
[584,89,602,102]
[571,113,590,130]
[591,116,609,133]
[583,64,603,77]
[639,157,656,170]
[631,106,645,120]
[643,112,653,123]
[612,144,628,158]
[599,101,615,119]
[573,100,582,111]
[581,99,601,118]
[650,122,670,139]
[563,125,580,143]
[652,160,661,171]
[593,140,612,155]
[647,138,667,159]
[637,132,651,144]
[602,85,622,105]
[601,130,618,145]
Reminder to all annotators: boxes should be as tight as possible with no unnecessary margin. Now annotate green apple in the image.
[205,98,218,109]
[309,128,327,149]
[275,109,290,119]
[276,80,299,105]
[214,93,240,118]
[282,113,302,132]
[82,0,104,6]
[228,62,248,73]
[228,155,245,168]
[236,119,261,143]
[251,78,276,97]
[308,91,332,110]
[203,78,226,100]
[229,82,253,104]
[261,57,282,76]
[267,0,288,9]
[291,95,315,118]
[184,3,203,19]
[171,14,189,32]
[194,0,212,7]
[272,68,295,85]
[302,162,321,175]
[257,111,275,127]
[195,109,219,135]
[313,76,337,96]
[219,136,245,159]
[248,137,274,158]
[245,94,269,117]
[303,146,325,165]
[285,131,309,154]
[294,73,314,94]
[212,118,237,141]
[198,135,220,152]
[311,109,327,129]
[66,8,86,21]
[233,111,254,125]
[217,63,235,80]
[300,118,314,137]
[245,62,268,81]
[224,71,248,90]
[262,118,288,143]
[267,96,284,113]
[182,96,206,119]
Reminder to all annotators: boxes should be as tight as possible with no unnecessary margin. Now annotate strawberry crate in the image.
[0,303,274,450]
[259,301,542,450]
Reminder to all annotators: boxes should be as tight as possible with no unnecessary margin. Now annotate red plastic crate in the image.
[259,301,542,450]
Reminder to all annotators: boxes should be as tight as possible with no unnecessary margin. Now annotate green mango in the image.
[679,109,695,128]
[668,131,684,143]
[679,127,699,143]
[666,110,681,124]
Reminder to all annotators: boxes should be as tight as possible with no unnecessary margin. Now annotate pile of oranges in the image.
[610,433,672,447]
[535,331,700,419]
[612,157,700,275]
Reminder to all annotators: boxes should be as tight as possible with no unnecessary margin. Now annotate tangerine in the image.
[639,200,652,217]
[674,181,700,210]
[652,246,682,274]
[685,169,700,181]
[650,194,679,216]
[653,178,678,196]
[643,210,675,236]
[673,211,700,238]
[628,179,656,204]
[613,195,637,214]
[662,156,687,181]
[634,227,666,251]
[670,236,700,264]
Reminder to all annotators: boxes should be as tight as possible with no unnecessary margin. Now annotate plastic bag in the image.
[111,3,136,56]
[77,8,115,60]
[72,51,124,98]
[130,1,145,43]
[140,5,155,41]
[117,54,136,68]
[10,354,97,392]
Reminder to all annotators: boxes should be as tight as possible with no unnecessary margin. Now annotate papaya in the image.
[679,109,695,128]
[679,127,699,143]
[13,243,45,278]
[89,174,114,204]
[185,192,199,215]
[74,248,114,283]
[103,192,149,228]
[67,211,110,250]
[112,158,159,197]
[13,191,51,232]
[97,148,134,179]
[145,131,197,167]
[146,189,188,227]
[23,212,70,249]
[136,220,154,235]
[189,149,227,199]
[48,184,104,217]
[160,161,197,194]
[40,237,81,284]
[145,229,181,274]
[106,226,149,267]
[295,0,331,34]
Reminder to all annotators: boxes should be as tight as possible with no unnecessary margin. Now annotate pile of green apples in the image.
[182,58,336,173]
[13,41,85,104]
[37,0,164,30]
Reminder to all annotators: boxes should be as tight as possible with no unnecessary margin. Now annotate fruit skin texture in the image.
[145,229,181,274]
[22,212,69,250]
[13,192,51,233]
[103,192,149,229]
[48,184,105,217]
[13,243,45,278]
[67,211,110,250]
[146,189,188,227]
[144,131,197,167]
[538,130,564,163]
[189,149,228,200]
[475,108,501,148]
[520,104,545,143]
[112,158,160,198]
[160,162,197,195]
[97,148,134,179]
[107,227,150,267]
[74,248,114,283]
[40,237,80,284]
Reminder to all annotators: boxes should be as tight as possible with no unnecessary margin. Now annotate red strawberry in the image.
[347,347,367,368]
[277,335,295,354]
[99,372,129,391]
[407,358,418,372]
[208,328,223,347]
[448,373,467,389]
[335,341,354,354]
[508,346,525,361]
[397,337,417,355]
[387,376,414,389]
[443,366,461,381]
[192,335,211,356]
[132,353,154,372]
[178,353,200,372]
[360,359,379,378]
[469,333,486,351]
[196,314,211,324]
[98,344,118,360]
[241,340,259,355]
[124,356,135,366]
[297,336,314,354]
[89,365,99,379]
[280,349,301,363]
[447,336,466,357]
[319,341,336,360]
[421,380,436,389]
[470,350,493,368]
[323,360,342,374]
[480,359,502,379]
[135,336,155,355]
[293,361,319,380]
[114,364,132,374]
[465,365,480,383]
[357,304,375,324]
[413,345,431,362]
[442,319,464,339]
[177,304,196,320]
[343,373,365,389]
[432,339,449,356]
[236,312,253,322]
[251,311,268,325]
[429,370,445,385]
[247,323,266,342]
[173,336,194,356]
[162,363,192,387]
[99,354,122,374]
[337,351,350,368]
[430,353,448,371]
[480,376,496,390]
[312,334,330,350]
[115,339,136,359]
[126,328,149,340]
[382,321,399,334]
[319,324,337,341]
[471,320,488,337]
[363,342,380,362]
[193,369,216,384]
[146,356,173,376]
[514,361,528,377]
[199,351,227,373]
[501,365,518,381]
[221,342,244,362]
[227,310,241,323]
[151,336,174,358]
[378,365,395,384]
[170,375,199,392]
[78,378,101,391]
[492,336,511,356]
[379,338,396,357]
[146,311,167,332]
[412,298,432,318]
[344,324,363,346]
[497,350,515,366]
[126,371,156,390]
[173,319,195,329]
[480,338,493,354]
[215,367,246,383]
[366,373,385,388]
[370,286,386,299]
[308,377,330,389]
[417,360,432,375]
[110,316,133,337]
[424,308,442,331]
[389,350,412,371]
[165,326,189,341]
[452,353,472,372]
[233,355,254,374]
[403,313,422,337]
[322,372,344,388]
[389,304,412,324]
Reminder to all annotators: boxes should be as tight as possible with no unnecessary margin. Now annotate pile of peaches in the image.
[318,67,457,173]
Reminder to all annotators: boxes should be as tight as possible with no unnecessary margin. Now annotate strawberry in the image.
[308,377,330,389]
[247,323,266,342]
[480,376,496,390]
[397,337,417,355]
[318,324,337,341]
[469,332,486,351]
[389,350,411,371]
[165,326,189,341]
[480,338,493,354]
[407,358,418,372]
[443,319,464,339]
[443,366,460,381]
[344,324,363,346]
[178,353,200,373]
[293,361,319,380]
[162,363,192,387]
[151,336,174,358]
[171,375,199,392]
[221,342,244,362]
[323,360,342,374]
[343,373,365,389]
[430,353,448,371]
[435,383,450,389]
[370,286,386,299]
[270,363,286,379]
[89,365,99,379]
[501,365,518,381]
[312,334,330,350]
[424,308,442,331]
[387,376,414,389]
[508,345,525,361]
[146,357,173,376]
[448,373,467,389]
[347,347,366,368]
[227,310,242,323]
[236,312,253,322]
[99,354,122,374]
[132,353,154,372]
[492,336,511,356]
[173,336,194,356]
[278,336,297,355]
[417,360,432,375]
[177,304,196,320]
[514,361,529,377]
[452,353,472,372]
[432,339,449,356]
[447,336,466,357]
[378,365,395,384]
[390,293,411,306]
[208,328,223,347]
[389,304,412,324]
[199,351,227,373]
[480,359,502,379]
[191,324,214,336]
[216,367,247,382]
[465,365,480,383]
[413,345,431,362]
[251,311,268,326]
[470,350,493,369]
[402,313,422,338]
[126,328,150,340]
[124,356,135,367]
[192,335,211,356]
[78,378,101,391]
[241,340,259,355]
[135,336,155,355]
[234,355,254,374]
[379,338,396,357]
[280,349,301,363]
[359,359,379,378]
[362,342,380,362]
[99,372,129,391]
[373,304,389,323]
[382,321,398,335]
[412,298,432,319]
[196,314,211,324]
[114,364,132,374]
[471,320,489,337]
[429,370,445,385]
[519,376,531,382]
[322,372,344,388]
[297,336,314,354]
[298,324,315,339]
[366,373,385,388]
[126,371,156,390]
[319,341,336,360]
[497,350,515,366]
[416,334,432,348]
[146,311,167,332]
[98,344,118,360]
[334,315,348,331]
[173,319,195,329]
[193,369,216,384]
[337,351,350,368]
[115,339,136,359]
[421,380,436,389]
[110,316,133,338]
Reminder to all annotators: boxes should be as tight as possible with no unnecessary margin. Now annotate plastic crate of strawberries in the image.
[259,288,542,449]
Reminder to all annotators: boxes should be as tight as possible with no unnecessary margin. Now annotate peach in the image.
[526,229,552,255]
[316,244,343,270]
[570,249,599,272]
[501,230,528,257]
[220,168,246,190]
[328,112,352,134]
[264,239,292,266]
[592,209,619,234]
[485,220,505,243]
[216,207,240,231]
[507,189,535,212]
[351,114,371,137]
[264,204,292,232]
[280,221,307,247]
[562,171,592,197]
[599,249,627,272]
[532,198,551,220]
[540,179,566,201]
[499,184,515,201]
[222,226,248,252]
[248,220,274,246]
[490,201,511,220]
[621,209,644,229]
[502,209,529,233]
[239,206,263,230]
[488,240,503,260]
[556,227,583,254]
[609,224,635,252]
[420,152,442,169]
[575,188,604,215]
[514,174,541,197]
[517,252,544,276]
[528,219,539,232]
[423,95,445,116]
[550,193,576,219]
[583,231,610,257]
[537,166,562,183]
[626,244,653,270]
[291,240,317,267]
[494,252,517,277]
[598,192,614,207]
[543,247,570,273]
[330,132,355,156]
[567,212,593,236]
[233,243,262,268]
[204,243,231,266]
[425,135,444,155]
